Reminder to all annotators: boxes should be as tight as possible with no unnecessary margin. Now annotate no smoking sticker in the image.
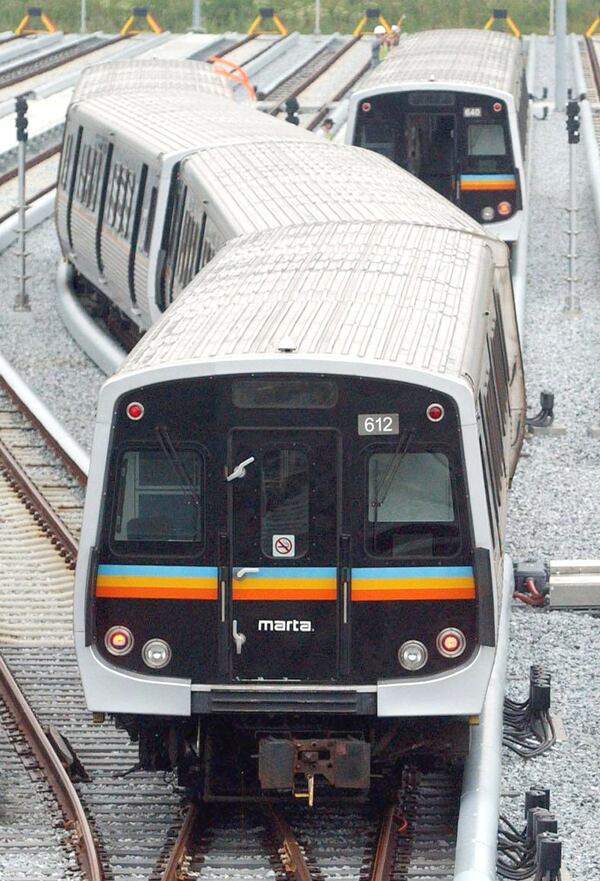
[273,534,295,557]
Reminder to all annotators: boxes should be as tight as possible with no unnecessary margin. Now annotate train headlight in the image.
[398,640,428,671]
[497,201,512,216]
[436,628,466,658]
[142,638,172,669]
[105,626,134,656]
[481,206,495,221]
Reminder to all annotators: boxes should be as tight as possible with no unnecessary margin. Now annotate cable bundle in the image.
[503,666,556,758]
[497,790,562,881]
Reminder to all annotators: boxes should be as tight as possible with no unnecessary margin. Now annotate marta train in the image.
[70,64,526,800]
[346,29,529,243]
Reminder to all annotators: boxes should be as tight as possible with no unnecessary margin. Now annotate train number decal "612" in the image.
[357,414,400,435]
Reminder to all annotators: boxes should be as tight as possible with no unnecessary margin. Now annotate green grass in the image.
[2,0,599,36]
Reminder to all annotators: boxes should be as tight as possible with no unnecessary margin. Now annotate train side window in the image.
[478,435,499,548]
[200,216,225,267]
[365,448,461,559]
[60,133,73,190]
[142,186,158,254]
[75,144,89,203]
[112,448,204,546]
[261,448,309,559]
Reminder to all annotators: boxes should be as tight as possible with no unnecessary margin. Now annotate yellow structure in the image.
[353,8,392,37]
[15,6,58,35]
[585,14,600,37]
[247,8,288,36]
[483,8,521,38]
[120,6,163,36]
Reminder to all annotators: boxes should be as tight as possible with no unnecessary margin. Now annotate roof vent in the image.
[278,336,297,353]
[429,74,436,82]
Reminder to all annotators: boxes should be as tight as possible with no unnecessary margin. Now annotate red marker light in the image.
[497,201,512,216]
[126,401,144,421]
[492,101,502,112]
[436,628,466,658]
[362,101,372,112]
[427,403,445,422]
[105,625,134,656]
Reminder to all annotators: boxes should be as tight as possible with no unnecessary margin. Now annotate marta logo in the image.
[258,619,313,632]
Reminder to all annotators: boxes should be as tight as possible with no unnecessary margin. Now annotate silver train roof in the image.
[118,220,498,381]
[357,29,522,95]
[72,58,232,102]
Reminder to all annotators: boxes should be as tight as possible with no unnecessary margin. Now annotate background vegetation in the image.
[1,0,599,36]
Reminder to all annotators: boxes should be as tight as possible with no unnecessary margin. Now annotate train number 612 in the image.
[358,414,399,435]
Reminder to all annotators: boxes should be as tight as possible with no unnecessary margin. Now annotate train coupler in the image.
[258,737,371,801]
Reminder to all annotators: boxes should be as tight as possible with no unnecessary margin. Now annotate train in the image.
[346,29,529,243]
[69,60,526,802]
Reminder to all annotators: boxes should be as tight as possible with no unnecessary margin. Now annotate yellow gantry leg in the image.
[15,8,58,35]
[585,15,600,37]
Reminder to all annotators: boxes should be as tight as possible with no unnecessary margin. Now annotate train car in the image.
[57,59,493,345]
[74,199,525,800]
[346,30,529,242]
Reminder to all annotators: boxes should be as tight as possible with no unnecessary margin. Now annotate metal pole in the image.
[549,0,554,36]
[554,0,567,110]
[564,99,580,317]
[315,0,321,34]
[14,96,29,313]
[81,0,86,33]
[192,0,201,30]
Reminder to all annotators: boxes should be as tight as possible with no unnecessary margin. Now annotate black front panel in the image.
[94,374,479,686]
[353,90,518,223]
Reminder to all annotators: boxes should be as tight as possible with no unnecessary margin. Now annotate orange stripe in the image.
[96,585,218,600]
[461,180,516,191]
[352,586,475,601]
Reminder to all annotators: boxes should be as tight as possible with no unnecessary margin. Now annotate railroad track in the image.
[0,652,102,879]
[0,33,114,91]
[157,765,461,881]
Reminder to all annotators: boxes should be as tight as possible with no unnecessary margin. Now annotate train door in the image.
[227,428,341,682]
[405,113,457,200]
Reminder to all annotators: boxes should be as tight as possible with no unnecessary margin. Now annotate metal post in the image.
[554,0,567,110]
[81,0,86,33]
[315,0,321,34]
[549,0,554,35]
[192,0,201,30]
[14,96,29,313]
[563,98,581,317]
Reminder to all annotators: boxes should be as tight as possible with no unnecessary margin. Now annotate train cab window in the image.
[366,450,459,558]
[466,123,508,172]
[357,124,396,161]
[261,448,309,558]
[112,448,203,546]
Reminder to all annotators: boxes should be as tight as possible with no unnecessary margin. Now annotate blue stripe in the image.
[98,564,218,577]
[352,566,474,579]
[460,174,515,181]
[235,567,337,579]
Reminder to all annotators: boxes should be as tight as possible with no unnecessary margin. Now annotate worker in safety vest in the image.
[371,25,388,67]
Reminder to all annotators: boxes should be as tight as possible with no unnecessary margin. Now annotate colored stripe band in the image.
[460,174,516,191]
[351,566,475,602]
[96,564,218,600]
[232,567,336,601]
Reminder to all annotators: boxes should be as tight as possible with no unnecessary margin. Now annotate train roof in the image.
[181,139,492,238]
[71,88,313,159]
[117,220,501,383]
[356,29,523,97]
[72,58,232,102]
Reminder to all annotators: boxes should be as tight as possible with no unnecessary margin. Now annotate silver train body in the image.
[67,61,526,799]
[346,29,529,242]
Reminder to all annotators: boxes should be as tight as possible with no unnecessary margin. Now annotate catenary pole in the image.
[192,0,201,30]
[554,0,567,110]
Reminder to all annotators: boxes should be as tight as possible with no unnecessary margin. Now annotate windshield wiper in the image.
[371,428,414,524]
[155,425,202,508]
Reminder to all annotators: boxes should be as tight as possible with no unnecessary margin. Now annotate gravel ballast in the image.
[0,32,598,881]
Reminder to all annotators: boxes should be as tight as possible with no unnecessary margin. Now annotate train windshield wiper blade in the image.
[371,428,414,522]
[155,425,202,508]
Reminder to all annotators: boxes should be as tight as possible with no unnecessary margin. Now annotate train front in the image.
[75,366,498,801]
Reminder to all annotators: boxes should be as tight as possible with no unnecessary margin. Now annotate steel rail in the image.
[269,35,361,115]
[0,433,79,564]
[159,803,198,880]
[0,652,104,880]
[306,56,371,130]
[370,805,399,881]
[0,180,56,224]
[0,141,61,188]
[585,35,600,98]
[0,373,88,485]
[262,805,313,881]
[0,33,124,90]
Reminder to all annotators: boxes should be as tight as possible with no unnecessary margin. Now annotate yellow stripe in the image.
[96,575,216,589]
